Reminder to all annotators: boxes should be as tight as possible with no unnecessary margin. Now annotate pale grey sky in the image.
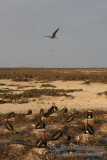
[0,0,107,67]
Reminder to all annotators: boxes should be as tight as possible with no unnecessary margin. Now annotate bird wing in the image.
[66,116,74,122]
[5,122,14,130]
[52,28,59,38]
[7,112,15,118]
[87,124,94,135]
[43,36,51,37]
[55,106,58,111]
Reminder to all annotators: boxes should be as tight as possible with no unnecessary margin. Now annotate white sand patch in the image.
[0,80,107,114]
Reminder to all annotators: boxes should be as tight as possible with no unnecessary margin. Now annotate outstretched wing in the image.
[52,28,59,38]
[43,36,51,37]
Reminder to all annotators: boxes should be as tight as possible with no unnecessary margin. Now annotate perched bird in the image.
[84,119,94,135]
[7,112,15,119]
[44,104,58,117]
[36,131,47,148]
[66,112,75,122]
[44,28,59,39]
[61,106,68,113]
[51,130,63,140]
[35,116,46,129]
[4,119,14,131]
[40,108,44,116]
[26,109,32,115]
[87,110,93,119]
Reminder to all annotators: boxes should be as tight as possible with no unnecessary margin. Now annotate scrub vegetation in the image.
[0,68,107,83]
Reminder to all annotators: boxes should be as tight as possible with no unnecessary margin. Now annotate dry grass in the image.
[41,84,56,88]
[97,91,107,96]
[1,88,82,103]
[0,68,107,82]
[0,83,6,86]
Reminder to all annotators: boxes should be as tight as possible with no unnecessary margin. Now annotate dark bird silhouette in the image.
[35,116,46,129]
[66,112,75,122]
[65,133,72,144]
[44,28,59,39]
[26,109,32,115]
[51,130,63,140]
[84,119,94,135]
[4,119,14,131]
[86,110,93,119]
[61,106,68,113]
[44,104,58,117]
[64,131,77,146]
[36,131,47,148]
[7,112,15,119]
[40,108,44,116]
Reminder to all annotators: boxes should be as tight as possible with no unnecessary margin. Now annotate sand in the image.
[0,79,107,114]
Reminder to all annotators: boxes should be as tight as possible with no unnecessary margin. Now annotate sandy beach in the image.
[0,79,107,114]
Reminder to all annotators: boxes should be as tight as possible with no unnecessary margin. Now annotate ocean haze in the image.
[0,0,107,68]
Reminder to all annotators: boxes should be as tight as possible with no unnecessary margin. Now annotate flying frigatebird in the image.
[44,28,60,39]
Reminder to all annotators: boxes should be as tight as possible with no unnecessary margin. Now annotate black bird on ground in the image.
[61,106,68,113]
[7,112,15,119]
[66,112,76,122]
[40,108,44,116]
[44,104,58,117]
[26,109,32,115]
[51,130,63,140]
[35,116,46,129]
[84,119,94,135]
[44,28,59,39]
[4,119,14,131]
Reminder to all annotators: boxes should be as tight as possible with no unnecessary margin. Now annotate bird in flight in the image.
[44,28,59,39]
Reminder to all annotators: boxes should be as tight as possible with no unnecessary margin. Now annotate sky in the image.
[0,0,107,68]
